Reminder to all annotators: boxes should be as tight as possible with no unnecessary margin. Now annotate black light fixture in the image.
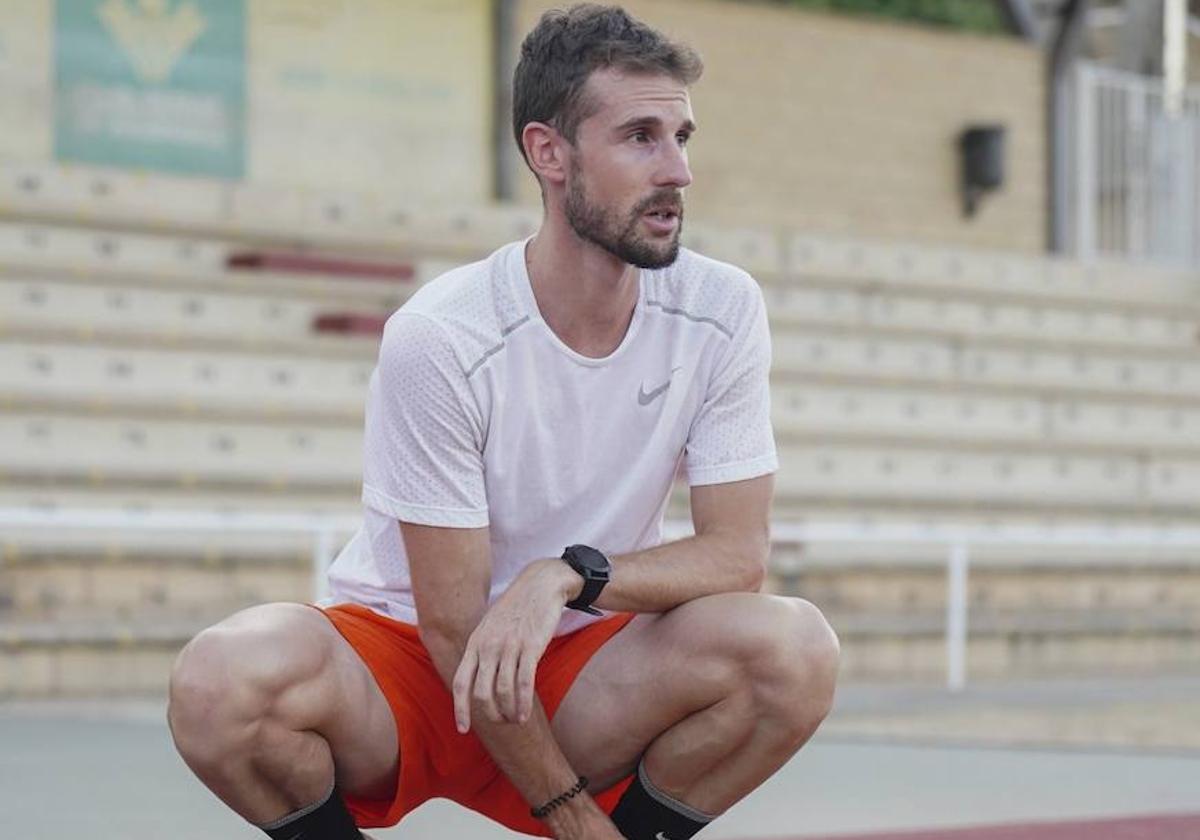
[959,125,1006,218]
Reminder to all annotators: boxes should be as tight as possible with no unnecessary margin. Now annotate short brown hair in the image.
[512,4,703,168]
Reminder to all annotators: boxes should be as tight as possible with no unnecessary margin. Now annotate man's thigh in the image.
[284,605,401,801]
[549,591,796,789]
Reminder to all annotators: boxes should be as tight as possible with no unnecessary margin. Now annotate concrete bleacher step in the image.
[15,251,1196,361]
[5,161,1199,308]
[5,494,1199,578]
[6,421,1200,518]
[312,312,389,337]
[0,411,365,487]
[4,602,1198,698]
[1,611,225,699]
[0,275,390,356]
[0,164,544,259]
[6,407,1200,515]
[10,363,1200,470]
[783,232,1200,310]
[0,322,382,362]
[1,339,374,419]
[5,452,1195,518]
[771,328,1200,402]
[763,283,1200,354]
[771,445,1200,513]
[0,483,361,517]
[0,246,425,307]
[0,221,437,300]
[677,487,1200,525]
[766,497,1200,524]
[0,551,313,621]
[5,544,1199,620]
[772,382,1200,456]
[777,563,1200,613]
[823,608,1200,681]
[1,528,1195,697]
[226,250,416,281]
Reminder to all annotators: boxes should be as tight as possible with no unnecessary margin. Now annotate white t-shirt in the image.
[320,236,778,636]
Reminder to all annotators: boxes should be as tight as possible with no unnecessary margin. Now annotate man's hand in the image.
[404,522,608,834]
[453,557,581,733]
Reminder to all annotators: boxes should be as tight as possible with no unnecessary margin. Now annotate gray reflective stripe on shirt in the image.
[465,314,531,378]
[645,299,733,339]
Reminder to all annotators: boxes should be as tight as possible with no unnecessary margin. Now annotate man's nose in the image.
[655,142,693,189]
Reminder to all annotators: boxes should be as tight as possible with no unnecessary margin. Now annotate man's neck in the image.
[525,216,640,359]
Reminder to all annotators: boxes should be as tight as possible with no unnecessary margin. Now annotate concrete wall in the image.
[512,0,1048,254]
[0,0,493,205]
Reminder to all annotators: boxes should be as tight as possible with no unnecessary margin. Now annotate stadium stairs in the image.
[1,163,1199,697]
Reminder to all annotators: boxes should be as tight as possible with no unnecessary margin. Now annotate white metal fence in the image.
[0,507,362,609]
[3,507,1200,692]
[1073,61,1200,267]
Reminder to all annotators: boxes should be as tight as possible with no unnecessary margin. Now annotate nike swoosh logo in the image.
[656,833,673,840]
[638,380,671,405]
[638,367,682,406]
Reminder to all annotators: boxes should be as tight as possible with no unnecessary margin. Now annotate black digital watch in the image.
[560,544,611,616]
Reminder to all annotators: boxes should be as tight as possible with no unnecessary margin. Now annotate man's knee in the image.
[167,603,333,769]
[740,596,840,736]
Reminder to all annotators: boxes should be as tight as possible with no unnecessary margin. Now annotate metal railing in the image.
[1073,61,1200,267]
[747,521,1200,691]
[0,507,361,605]
[3,508,1200,692]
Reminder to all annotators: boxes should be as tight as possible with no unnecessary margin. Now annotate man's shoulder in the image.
[644,246,764,338]
[401,243,509,319]
[391,239,525,344]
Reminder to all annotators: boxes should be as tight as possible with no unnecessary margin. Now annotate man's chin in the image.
[633,249,680,270]
[622,235,681,270]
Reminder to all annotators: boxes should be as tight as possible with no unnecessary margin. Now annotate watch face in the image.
[566,544,610,574]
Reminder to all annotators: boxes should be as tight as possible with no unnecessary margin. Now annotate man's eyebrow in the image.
[614,115,698,134]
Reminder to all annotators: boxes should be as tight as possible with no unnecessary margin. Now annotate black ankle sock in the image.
[609,759,716,840]
[256,779,363,840]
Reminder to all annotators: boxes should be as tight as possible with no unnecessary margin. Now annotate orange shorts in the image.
[306,602,638,835]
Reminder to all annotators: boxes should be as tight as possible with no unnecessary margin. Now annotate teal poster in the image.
[54,0,246,178]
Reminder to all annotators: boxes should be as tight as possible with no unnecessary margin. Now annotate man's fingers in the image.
[495,644,518,722]
[472,644,504,724]
[516,648,538,724]
[452,645,478,734]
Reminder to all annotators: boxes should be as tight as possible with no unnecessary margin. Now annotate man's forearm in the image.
[473,697,608,838]
[422,632,611,838]
[590,531,769,614]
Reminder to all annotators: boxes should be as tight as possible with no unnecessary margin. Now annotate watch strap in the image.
[561,544,610,615]
[565,578,605,616]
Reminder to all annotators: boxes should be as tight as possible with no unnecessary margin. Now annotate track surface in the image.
[3,694,1199,840]
[781,813,1200,839]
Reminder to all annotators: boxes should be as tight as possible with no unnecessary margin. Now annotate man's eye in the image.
[677,133,690,146]
[632,131,650,143]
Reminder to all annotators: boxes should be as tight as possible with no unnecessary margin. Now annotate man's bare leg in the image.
[166,603,399,828]
[552,593,839,819]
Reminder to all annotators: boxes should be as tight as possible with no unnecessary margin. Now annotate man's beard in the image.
[564,165,683,269]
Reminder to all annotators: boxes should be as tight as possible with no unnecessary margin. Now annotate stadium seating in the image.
[0,413,363,486]
[1,340,373,418]
[770,319,1199,396]
[782,230,1199,303]
[763,285,1200,353]
[2,177,1199,695]
[0,277,391,350]
[0,161,543,259]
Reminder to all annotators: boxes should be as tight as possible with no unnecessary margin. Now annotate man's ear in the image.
[522,121,569,188]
